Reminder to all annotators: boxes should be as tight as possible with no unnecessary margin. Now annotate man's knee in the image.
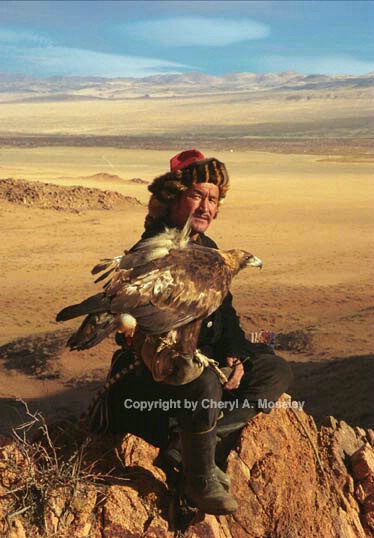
[248,352,293,396]
[171,366,222,433]
[189,366,223,402]
[269,354,294,391]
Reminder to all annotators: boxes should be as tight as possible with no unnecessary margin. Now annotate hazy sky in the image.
[0,0,373,78]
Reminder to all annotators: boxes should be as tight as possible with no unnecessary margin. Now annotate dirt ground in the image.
[0,146,373,435]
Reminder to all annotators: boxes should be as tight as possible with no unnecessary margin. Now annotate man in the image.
[98,149,293,515]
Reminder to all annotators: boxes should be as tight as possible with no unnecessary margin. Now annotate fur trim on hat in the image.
[145,157,229,231]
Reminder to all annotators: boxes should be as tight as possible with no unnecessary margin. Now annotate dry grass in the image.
[0,401,125,537]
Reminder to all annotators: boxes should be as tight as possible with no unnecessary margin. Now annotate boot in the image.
[180,428,238,515]
[164,431,231,489]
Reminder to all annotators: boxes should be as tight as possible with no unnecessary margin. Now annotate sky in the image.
[0,0,373,78]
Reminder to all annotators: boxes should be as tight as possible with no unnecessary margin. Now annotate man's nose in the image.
[199,195,209,211]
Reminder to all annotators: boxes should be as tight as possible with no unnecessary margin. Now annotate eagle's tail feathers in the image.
[56,292,109,322]
[67,312,120,350]
[93,266,117,284]
[103,279,112,290]
[91,256,122,276]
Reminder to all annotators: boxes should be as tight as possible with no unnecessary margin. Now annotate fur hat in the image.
[145,149,229,230]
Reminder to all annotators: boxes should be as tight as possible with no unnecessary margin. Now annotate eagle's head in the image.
[239,250,263,270]
[224,249,263,273]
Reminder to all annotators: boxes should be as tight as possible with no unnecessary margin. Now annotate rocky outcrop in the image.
[0,178,141,212]
[1,396,374,537]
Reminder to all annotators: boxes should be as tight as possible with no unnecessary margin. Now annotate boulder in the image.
[1,400,374,537]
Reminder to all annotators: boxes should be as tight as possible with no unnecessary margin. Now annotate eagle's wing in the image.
[56,226,193,326]
[119,224,190,270]
[90,224,191,289]
[108,245,232,334]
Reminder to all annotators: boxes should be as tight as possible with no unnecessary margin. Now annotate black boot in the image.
[163,430,231,489]
[180,428,238,515]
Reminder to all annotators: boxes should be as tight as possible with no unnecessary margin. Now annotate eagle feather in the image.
[56,221,262,351]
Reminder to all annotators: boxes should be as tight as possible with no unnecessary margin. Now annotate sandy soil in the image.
[0,147,373,435]
[0,87,372,137]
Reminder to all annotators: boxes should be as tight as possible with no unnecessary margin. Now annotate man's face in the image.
[169,182,220,236]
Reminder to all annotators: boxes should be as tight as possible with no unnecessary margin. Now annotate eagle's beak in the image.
[247,255,263,269]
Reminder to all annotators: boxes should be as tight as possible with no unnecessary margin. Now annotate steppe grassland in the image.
[0,88,372,135]
[0,88,373,343]
[1,144,373,290]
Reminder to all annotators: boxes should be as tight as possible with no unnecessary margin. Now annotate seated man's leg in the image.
[160,366,238,515]
[217,345,293,438]
[160,365,222,432]
[238,346,293,403]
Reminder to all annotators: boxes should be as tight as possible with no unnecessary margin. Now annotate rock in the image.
[352,444,374,480]
[356,474,374,503]
[43,484,97,537]
[0,178,142,212]
[44,486,73,535]
[367,429,374,448]
[0,435,40,538]
[129,177,148,184]
[364,496,374,518]
[119,433,166,482]
[0,437,34,490]
[102,486,151,536]
[6,519,27,538]
[1,399,374,536]
[100,435,173,537]
[350,443,374,534]
[223,403,365,538]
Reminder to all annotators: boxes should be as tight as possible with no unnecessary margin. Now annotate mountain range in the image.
[0,71,373,102]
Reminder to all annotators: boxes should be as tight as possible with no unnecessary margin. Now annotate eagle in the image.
[56,224,262,365]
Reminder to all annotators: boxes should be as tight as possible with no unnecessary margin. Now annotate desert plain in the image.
[0,76,373,435]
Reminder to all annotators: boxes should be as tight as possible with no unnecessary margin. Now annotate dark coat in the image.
[193,233,249,365]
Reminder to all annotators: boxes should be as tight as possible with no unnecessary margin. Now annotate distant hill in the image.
[0,178,142,211]
[0,71,373,102]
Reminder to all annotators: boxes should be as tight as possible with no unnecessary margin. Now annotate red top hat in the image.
[170,149,205,172]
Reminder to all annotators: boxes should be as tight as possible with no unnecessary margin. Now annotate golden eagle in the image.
[56,225,262,359]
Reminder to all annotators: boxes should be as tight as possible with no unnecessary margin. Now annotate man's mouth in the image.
[192,214,209,222]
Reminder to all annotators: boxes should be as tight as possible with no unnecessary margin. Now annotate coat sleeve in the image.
[197,233,249,363]
[216,292,248,362]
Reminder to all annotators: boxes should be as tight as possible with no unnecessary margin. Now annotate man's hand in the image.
[224,357,244,390]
